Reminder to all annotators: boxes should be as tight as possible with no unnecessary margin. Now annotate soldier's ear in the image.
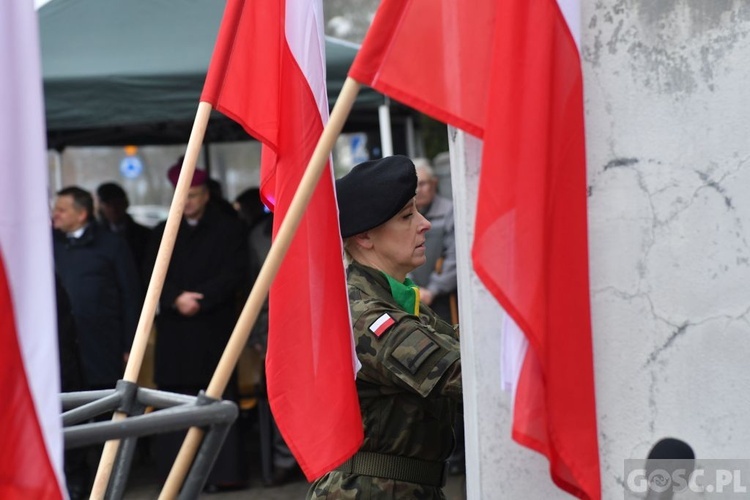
[352,231,374,250]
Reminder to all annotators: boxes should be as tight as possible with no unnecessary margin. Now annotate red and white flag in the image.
[201,0,363,480]
[350,1,600,498]
[0,2,65,498]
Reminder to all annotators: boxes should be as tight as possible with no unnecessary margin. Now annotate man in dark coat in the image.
[52,186,141,390]
[146,166,248,391]
[96,182,152,272]
[145,166,249,488]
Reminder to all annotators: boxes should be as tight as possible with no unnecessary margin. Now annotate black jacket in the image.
[55,275,86,392]
[53,224,142,388]
[145,204,249,388]
[99,215,152,273]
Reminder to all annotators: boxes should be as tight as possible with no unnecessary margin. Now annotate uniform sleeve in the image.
[353,301,462,401]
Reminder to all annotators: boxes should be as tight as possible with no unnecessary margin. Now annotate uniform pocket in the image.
[391,330,439,375]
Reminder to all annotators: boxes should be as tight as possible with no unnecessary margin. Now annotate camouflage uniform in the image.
[308,262,462,499]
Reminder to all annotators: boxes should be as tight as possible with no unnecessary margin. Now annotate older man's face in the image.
[415,168,437,211]
[53,195,88,233]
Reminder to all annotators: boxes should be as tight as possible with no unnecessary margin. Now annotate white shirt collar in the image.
[67,224,88,239]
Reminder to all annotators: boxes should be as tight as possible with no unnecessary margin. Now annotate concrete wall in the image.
[455,1,750,498]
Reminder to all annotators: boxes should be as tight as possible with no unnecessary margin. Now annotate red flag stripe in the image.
[348,0,493,138]
[0,257,61,499]
[202,0,362,480]
[263,37,363,477]
[474,1,599,496]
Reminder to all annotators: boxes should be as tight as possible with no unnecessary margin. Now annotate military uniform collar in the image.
[347,261,409,312]
[348,261,390,290]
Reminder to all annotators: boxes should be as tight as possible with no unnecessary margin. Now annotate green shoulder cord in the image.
[383,273,420,316]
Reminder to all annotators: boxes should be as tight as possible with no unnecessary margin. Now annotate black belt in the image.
[336,451,448,488]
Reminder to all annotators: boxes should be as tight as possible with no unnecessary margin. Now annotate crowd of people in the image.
[53,154,461,499]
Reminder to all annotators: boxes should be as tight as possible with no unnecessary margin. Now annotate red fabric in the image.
[350,1,600,498]
[202,0,362,481]
[350,0,493,138]
[0,256,61,499]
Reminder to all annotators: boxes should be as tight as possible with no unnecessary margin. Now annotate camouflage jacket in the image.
[308,262,462,499]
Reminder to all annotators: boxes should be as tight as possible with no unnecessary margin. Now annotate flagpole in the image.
[158,77,362,499]
[89,102,213,500]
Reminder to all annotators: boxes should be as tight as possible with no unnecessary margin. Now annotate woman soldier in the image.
[308,155,462,499]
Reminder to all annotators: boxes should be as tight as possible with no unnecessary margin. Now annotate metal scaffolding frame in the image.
[61,380,238,500]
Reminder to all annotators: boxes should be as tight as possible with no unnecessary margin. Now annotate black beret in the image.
[336,155,417,238]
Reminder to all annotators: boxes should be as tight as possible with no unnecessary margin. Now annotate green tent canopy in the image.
[39,0,395,148]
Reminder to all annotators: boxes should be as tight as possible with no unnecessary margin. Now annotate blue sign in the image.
[119,156,143,179]
[350,133,369,164]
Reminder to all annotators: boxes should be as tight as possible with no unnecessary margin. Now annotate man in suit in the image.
[52,186,141,390]
[53,186,142,498]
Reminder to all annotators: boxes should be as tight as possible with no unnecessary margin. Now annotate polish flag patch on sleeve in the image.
[369,313,396,337]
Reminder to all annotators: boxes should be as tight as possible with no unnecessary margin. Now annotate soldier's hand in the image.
[420,287,434,306]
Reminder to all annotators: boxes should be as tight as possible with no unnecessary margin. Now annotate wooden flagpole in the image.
[89,102,213,499]
[158,77,362,499]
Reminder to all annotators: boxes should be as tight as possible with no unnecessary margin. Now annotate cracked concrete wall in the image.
[452,1,750,499]
[592,0,750,498]
[586,0,750,498]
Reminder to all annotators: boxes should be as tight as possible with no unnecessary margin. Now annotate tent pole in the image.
[52,149,63,191]
[378,96,393,157]
[90,102,213,500]
[158,77,362,499]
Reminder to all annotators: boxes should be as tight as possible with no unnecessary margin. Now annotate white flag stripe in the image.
[556,0,581,49]
[500,313,528,401]
[285,0,358,374]
[286,0,329,122]
[0,1,64,494]
[370,313,393,333]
